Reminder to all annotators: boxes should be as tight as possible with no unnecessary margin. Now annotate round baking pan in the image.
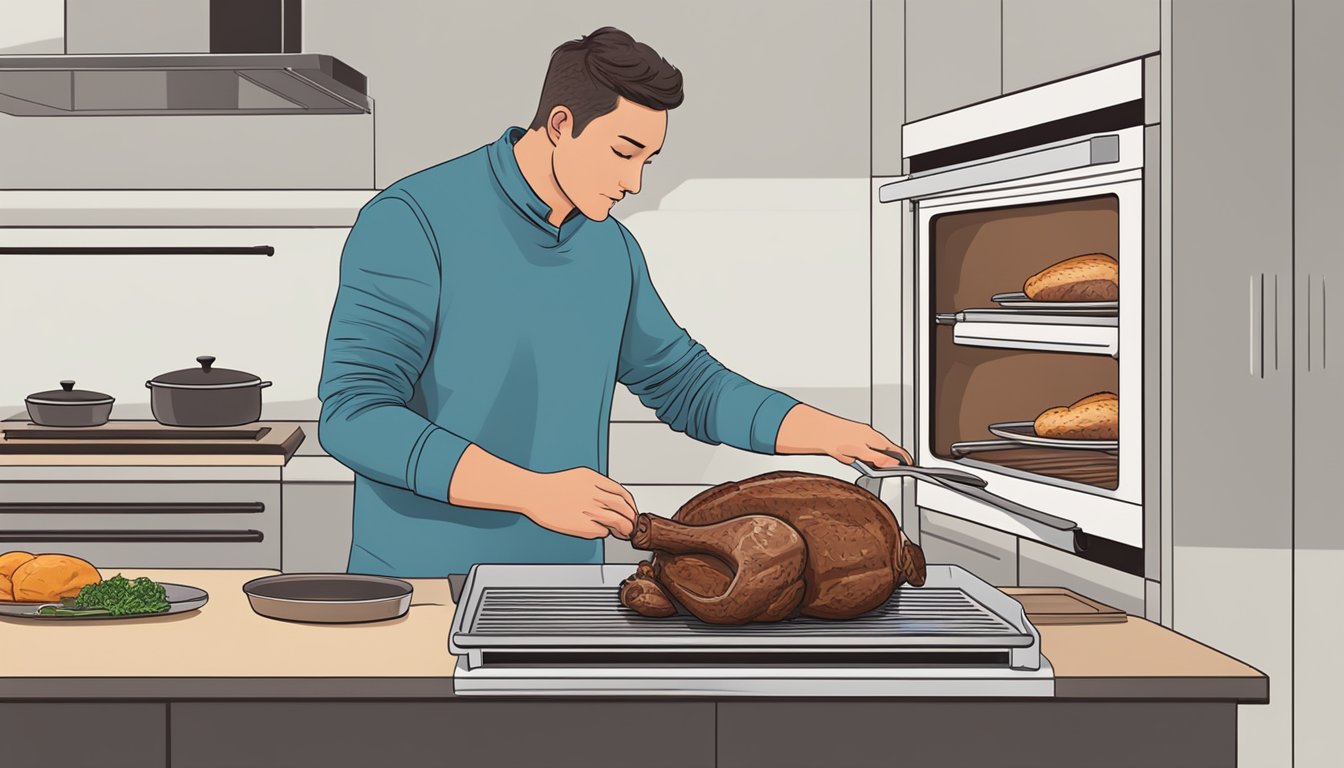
[242,573,413,624]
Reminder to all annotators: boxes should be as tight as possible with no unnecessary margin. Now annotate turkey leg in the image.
[627,512,807,625]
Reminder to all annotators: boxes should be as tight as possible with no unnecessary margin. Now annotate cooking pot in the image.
[25,380,115,427]
[146,356,272,427]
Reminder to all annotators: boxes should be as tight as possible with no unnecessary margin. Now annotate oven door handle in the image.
[852,460,1085,553]
[876,134,1120,203]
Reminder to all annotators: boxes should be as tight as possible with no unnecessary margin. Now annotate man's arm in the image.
[615,226,799,454]
[317,194,474,502]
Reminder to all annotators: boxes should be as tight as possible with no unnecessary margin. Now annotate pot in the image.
[146,356,272,427]
[25,380,115,427]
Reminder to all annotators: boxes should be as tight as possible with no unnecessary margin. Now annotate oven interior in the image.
[930,194,1120,491]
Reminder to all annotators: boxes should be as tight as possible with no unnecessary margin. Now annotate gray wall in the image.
[306,0,870,210]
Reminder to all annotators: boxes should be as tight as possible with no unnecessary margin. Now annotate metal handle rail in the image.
[851,458,1085,554]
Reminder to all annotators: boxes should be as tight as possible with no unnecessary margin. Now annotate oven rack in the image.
[935,309,1119,357]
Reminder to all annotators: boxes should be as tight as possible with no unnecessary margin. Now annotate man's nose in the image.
[621,169,643,196]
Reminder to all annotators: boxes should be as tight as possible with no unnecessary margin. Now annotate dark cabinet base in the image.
[0,699,1237,768]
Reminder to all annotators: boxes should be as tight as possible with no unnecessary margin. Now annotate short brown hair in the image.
[529,27,683,138]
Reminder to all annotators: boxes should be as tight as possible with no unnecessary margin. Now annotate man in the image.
[318,26,911,577]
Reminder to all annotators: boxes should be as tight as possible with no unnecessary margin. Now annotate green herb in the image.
[69,574,170,616]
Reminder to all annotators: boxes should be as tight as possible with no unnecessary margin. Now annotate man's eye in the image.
[612,148,633,159]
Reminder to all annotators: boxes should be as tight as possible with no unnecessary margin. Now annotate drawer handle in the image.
[0,530,264,543]
[0,502,265,515]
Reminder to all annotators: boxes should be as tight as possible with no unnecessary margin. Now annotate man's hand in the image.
[774,404,913,468]
[517,467,639,540]
[449,445,638,539]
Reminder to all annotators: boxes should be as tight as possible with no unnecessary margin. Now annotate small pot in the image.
[146,356,272,427]
[25,380,115,427]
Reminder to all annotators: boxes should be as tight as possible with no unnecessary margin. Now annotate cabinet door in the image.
[905,0,1001,121]
[1294,2,1343,765]
[281,482,354,573]
[1001,0,1159,94]
[872,0,905,175]
[1169,2,1293,766]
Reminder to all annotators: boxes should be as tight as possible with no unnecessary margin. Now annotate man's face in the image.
[551,97,666,221]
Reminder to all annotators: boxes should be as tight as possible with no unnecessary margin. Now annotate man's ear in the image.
[547,106,573,145]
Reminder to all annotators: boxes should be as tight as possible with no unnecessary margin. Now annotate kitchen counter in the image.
[0,422,306,467]
[0,569,1265,767]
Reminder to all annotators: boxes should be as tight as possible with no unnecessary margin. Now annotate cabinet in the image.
[1293,2,1342,765]
[1168,2,1293,766]
[872,0,905,175]
[904,0,1001,122]
[1001,0,1159,94]
[918,509,1017,586]
[281,481,354,573]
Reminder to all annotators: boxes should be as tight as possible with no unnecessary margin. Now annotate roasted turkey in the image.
[619,471,927,624]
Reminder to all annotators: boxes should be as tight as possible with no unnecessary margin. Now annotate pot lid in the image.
[26,380,114,404]
[150,356,261,388]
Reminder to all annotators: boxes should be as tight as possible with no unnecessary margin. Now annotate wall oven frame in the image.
[878,61,1147,576]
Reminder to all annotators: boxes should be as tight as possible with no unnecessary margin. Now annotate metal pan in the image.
[242,573,413,624]
[988,421,1119,452]
[991,291,1118,311]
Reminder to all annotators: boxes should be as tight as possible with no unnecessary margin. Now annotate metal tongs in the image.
[850,450,1085,554]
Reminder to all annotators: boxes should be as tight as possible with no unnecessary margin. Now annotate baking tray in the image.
[242,573,412,624]
[450,564,1042,671]
[987,421,1118,452]
[991,291,1118,311]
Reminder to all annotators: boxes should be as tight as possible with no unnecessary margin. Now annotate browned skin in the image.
[621,472,928,623]
[628,512,807,625]
[618,561,677,618]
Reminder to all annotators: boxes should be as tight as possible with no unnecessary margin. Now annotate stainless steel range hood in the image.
[0,1,370,116]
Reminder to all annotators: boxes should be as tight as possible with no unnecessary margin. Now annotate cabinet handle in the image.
[1250,273,1264,377]
[0,502,264,515]
[0,530,264,543]
[1249,273,1285,377]
[1308,274,1328,372]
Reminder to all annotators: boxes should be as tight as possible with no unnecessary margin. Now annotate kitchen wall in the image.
[1,0,873,428]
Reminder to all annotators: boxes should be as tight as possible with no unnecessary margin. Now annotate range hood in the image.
[0,0,369,116]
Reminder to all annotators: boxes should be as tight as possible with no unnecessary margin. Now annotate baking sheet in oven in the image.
[987,421,1119,451]
[991,291,1118,312]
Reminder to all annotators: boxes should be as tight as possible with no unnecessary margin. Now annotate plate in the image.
[242,573,413,624]
[991,291,1119,311]
[988,421,1119,451]
[0,582,208,620]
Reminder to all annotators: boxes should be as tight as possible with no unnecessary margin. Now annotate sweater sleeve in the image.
[317,193,471,502]
[614,225,800,454]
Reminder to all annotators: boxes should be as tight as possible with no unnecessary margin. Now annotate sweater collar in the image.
[487,126,586,242]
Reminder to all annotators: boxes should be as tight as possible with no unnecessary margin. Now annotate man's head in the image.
[528,27,683,221]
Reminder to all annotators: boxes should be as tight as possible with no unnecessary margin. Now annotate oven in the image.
[877,60,1147,575]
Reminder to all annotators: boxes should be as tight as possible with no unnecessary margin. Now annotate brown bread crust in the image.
[1023,254,1118,301]
[1034,393,1119,440]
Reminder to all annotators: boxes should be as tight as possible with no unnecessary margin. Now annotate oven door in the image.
[892,138,1143,555]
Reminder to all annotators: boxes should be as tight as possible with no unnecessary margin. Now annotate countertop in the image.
[0,569,1268,702]
[0,422,307,467]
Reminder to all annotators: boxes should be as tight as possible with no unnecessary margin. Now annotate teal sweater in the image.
[317,127,800,577]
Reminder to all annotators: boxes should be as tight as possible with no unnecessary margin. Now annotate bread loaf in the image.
[1023,254,1118,301]
[1034,392,1118,440]
[7,553,101,603]
[0,550,35,601]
